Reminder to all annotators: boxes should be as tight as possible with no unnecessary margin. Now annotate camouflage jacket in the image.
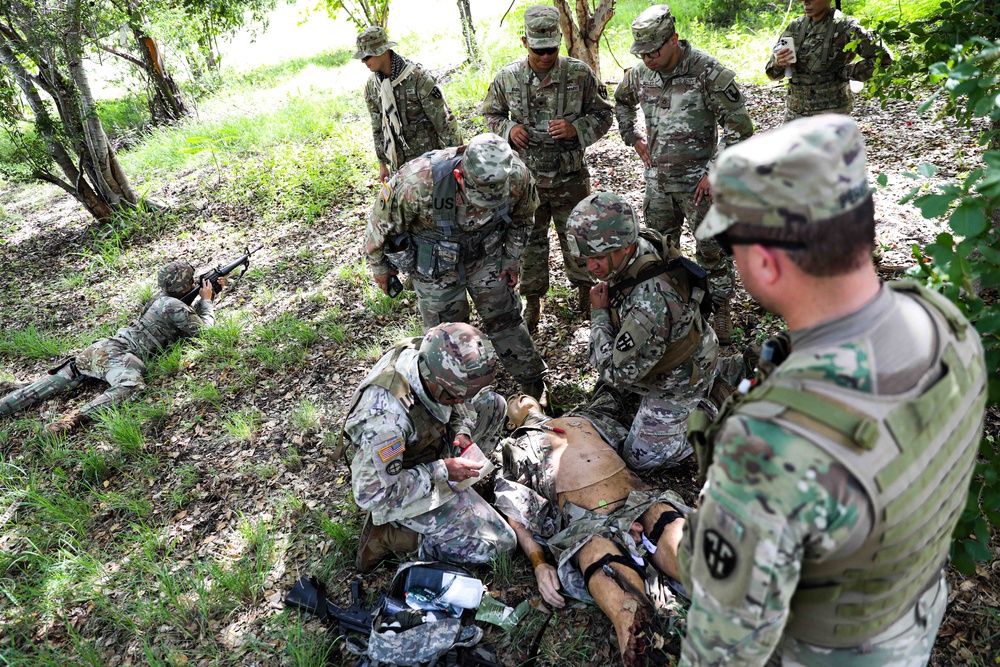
[481,56,613,188]
[364,146,539,276]
[364,53,463,169]
[111,293,214,360]
[346,347,475,525]
[590,238,718,399]
[677,286,981,665]
[614,43,754,192]
[765,11,892,114]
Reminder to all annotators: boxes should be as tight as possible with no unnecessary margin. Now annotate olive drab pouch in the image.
[346,561,486,667]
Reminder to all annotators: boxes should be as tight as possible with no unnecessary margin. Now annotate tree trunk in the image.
[456,0,481,66]
[552,0,615,82]
[127,3,188,124]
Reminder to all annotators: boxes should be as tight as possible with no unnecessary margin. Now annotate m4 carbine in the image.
[179,245,263,305]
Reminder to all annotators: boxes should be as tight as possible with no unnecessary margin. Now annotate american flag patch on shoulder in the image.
[378,439,405,462]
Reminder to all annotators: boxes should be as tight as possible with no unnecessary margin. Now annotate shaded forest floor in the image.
[1,71,998,667]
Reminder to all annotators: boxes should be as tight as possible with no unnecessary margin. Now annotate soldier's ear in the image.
[521,35,529,50]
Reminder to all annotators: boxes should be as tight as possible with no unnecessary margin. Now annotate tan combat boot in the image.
[712,300,734,346]
[356,513,419,574]
[577,285,591,317]
[45,409,84,436]
[523,296,541,334]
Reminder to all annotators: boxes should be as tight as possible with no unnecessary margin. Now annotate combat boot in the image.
[523,296,541,334]
[712,300,734,346]
[45,409,84,436]
[356,513,419,574]
[577,286,591,317]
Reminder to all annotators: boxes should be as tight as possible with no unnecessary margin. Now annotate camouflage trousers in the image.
[399,392,517,564]
[782,101,853,125]
[778,573,947,667]
[0,339,145,418]
[546,489,690,606]
[412,252,546,384]
[642,179,735,302]
[520,172,594,298]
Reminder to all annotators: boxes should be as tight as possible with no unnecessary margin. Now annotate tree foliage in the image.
[318,0,390,30]
[873,0,1000,575]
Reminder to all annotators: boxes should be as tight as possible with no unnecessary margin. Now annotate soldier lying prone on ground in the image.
[495,387,688,667]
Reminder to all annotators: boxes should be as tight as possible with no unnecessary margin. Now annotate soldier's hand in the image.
[198,278,214,301]
[633,138,651,167]
[499,269,519,288]
[774,47,794,67]
[590,281,609,310]
[548,119,577,140]
[534,563,566,608]
[374,270,398,295]
[454,434,473,453]
[693,173,712,206]
[445,456,483,483]
[509,124,530,150]
[378,163,390,183]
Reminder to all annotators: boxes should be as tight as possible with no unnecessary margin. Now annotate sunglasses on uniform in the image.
[530,46,558,56]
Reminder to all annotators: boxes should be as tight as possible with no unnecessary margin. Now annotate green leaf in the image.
[876,173,888,187]
[951,541,976,575]
[949,203,988,236]
[917,163,938,178]
[967,536,992,562]
[915,193,957,218]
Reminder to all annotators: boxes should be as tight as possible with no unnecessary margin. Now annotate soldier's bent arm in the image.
[677,416,871,666]
[843,19,893,82]
[347,392,456,523]
[501,167,541,273]
[448,402,475,440]
[168,296,215,337]
[589,295,684,389]
[363,174,408,276]
[613,70,644,147]
[765,23,797,80]
[416,70,463,148]
[363,78,389,165]
[480,75,518,141]
[573,69,613,147]
[705,69,754,155]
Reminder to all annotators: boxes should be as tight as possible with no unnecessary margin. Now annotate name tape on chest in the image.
[378,438,405,463]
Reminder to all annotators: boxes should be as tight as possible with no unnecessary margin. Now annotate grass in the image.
[222,407,262,441]
[0,326,75,360]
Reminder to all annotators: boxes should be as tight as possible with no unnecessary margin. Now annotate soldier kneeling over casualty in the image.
[496,387,689,667]
[343,322,516,573]
[0,261,221,434]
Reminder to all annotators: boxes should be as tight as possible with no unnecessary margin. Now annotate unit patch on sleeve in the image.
[380,181,393,205]
[386,459,403,475]
[615,332,636,352]
[378,438,405,463]
[723,82,741,104]
[431,86,443,99]
[703,528,738,579]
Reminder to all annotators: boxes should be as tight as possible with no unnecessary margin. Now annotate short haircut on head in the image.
[781,196,876,277]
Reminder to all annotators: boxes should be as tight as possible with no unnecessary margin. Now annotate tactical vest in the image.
[688,282,986,646]
[338,338,451,468]
[608,230,712,378]
[516,57,584,177]
[788,11,851,113]
[410,150,512,279]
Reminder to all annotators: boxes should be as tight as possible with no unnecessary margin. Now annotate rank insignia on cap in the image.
[379,438,405,462]
[615,332,635,352]
[703,529,737,579]
[380,181,393,203]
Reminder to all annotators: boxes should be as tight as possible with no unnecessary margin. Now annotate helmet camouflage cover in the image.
[462,133,513,209]
[565,191,639,258]
[158,261,195,295]
[418,322,497,400]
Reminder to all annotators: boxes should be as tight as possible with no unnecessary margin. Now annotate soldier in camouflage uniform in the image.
[355,26,463,182]
[344,322,516,572]
[0,262,220,434]
[614,5,754,344]
[496,388,688,666]
[767,0,892,123]
[565,191,726,473]
[480,5,613,331]
[364,132,547,398]
[678,115,986,666]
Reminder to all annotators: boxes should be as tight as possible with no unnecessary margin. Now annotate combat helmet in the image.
[462,133,513,209]
[565,191,639,258]
[417,322,496,402]
[158,261,195,296]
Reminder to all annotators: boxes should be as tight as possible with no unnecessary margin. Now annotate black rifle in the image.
[179,245,263,306]
[285,576,380,635]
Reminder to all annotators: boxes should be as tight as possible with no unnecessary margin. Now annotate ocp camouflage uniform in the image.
[678,116,986,666]
[363,138,546,385]
[481,40,612,297]
[345,341,516,564]
[614,9,753,303]
[765,10,892,122]
[0,288,214,418]
[591,235,719,471]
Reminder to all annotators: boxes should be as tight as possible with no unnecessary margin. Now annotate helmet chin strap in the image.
[608,244,637,280]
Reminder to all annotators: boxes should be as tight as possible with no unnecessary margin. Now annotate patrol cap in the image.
[630,5,677,55]
[158,261,195,295]
[353,25,396,60]
[462,133,513,209]
[565,191,639,257]
[418,322,497,401]
[524,5,562,49]
[697,114,872,242]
